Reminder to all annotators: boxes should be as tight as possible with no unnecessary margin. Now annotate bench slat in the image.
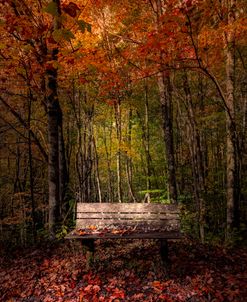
[77,203,179,213]
[66,230,182,240]
[76,212,179,220]
[76,219,180,229]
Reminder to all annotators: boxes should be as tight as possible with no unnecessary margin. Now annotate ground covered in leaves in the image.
[0,239,246,302]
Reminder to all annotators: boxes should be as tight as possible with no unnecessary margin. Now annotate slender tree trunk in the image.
[154,0,177,204]
[114,99,123,202]
[47,68,60,238]
[144,81,151,192]
[14,136,22,193]
[27,88,37,242]
[103,120,114,202]
[47,0,62,238]
[224,0,239,240]
[157,73,178,204]
[126,108,136,202]
[58,112,69,218]
[93,131,102,202]
[86,114,94,201]
[183,72,206,242]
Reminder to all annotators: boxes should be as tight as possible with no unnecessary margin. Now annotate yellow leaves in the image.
[0,42,6,50]
[198,16,247,50]
[16,67,26,76]
[119,141,138,159]
[198,27,224,49]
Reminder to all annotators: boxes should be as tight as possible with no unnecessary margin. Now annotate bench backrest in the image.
[76,203,180,231]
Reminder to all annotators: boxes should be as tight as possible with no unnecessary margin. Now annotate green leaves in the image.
[43,2,59,17]
[77,20,92,33]
[0,19,5,26]
[52,28,75,42]
[44,2,91,41]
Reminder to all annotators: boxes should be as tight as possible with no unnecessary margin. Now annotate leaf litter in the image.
[0,238,246,301]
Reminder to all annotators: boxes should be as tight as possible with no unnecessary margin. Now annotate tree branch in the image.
[0,96,48,162]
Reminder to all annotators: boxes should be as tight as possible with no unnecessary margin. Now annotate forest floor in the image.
[0,238,246,302]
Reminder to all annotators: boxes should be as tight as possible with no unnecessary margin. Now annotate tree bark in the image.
[224,0,239,240]
[158,73,178,204]
[126,108,136,202]
[154,0,178,204]
[103,119,114,202]
[93,131,102,202]
[47,0,62,238]
[27,88,37,242]
[114,99,123,203]
[47,63,60,238]
[144,81,151,192]
[183,72,206,242]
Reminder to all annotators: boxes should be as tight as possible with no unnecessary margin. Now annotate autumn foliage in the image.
[1,239,247,301]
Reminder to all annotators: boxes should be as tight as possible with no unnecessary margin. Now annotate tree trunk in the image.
[154,0,177,204]
[103,119,114,202]
[183,72,206,242]
[114,99,123,202]
[158,73,178,204]
[47,0,62,239]
[224,0,239,240]
[126,108,136,202]
[27,88,37,242]
[93,131,102,202]
[47,65,60,238]
[144,81,151,192]
[58,112,69,219]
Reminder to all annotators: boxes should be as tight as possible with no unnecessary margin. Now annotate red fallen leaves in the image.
[109,287,125,300]
[74,225,168,237]
[79,284,101,302]
[75,226,134,237]
[0,240,247,302]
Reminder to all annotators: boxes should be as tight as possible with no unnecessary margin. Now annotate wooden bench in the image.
[65,202,181,266]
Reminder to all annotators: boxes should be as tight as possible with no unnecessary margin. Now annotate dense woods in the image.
[0,0,247,247]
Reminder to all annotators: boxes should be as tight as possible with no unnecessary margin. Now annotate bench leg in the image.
[159,239,169,264]
[81,239,95,270]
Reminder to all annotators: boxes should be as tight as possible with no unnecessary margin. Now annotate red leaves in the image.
[1,241,247,302]
[109,287,125,301]
[75,226,136,237]
[62,2,80,18]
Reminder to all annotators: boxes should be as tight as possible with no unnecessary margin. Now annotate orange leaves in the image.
[78,230,87,236]
[109,287,125,301]
[152,280,163,288]
[88,225,97,230]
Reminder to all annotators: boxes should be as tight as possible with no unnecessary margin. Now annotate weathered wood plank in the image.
[76,212,179,220]
[76,219,180,229]
[77,203,179,213]
[65,230,182,240]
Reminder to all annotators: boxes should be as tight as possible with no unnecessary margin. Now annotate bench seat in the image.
[65,202,181,266]
[66,230,182,240]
